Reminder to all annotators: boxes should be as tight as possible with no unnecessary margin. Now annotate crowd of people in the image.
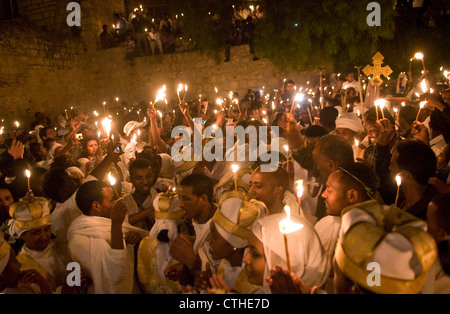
[0,63,449,295]
[99,4,263,64]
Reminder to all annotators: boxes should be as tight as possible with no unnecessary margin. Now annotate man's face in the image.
[130,167,153,195]
[243,233,265,286]
[206,222,235,261]
[249,171,278,208]
[312,143,334,180]
[21,225,52,252]
[335,128,357,145]
[0,189,14,217]
[45,128,56,139]
[442,91,450,105]
[95,188,116,218]
[345,73,354,82]
[178,186,203,221]
[322,172,349,216]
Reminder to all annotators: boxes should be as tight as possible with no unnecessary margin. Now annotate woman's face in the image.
[243,233,265,286]
[86,140,99,157]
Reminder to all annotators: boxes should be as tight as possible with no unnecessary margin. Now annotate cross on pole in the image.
[363,52,393,108]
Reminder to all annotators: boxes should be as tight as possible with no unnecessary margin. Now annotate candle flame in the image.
[155,85,167,103]
[157,110,162,118]
[25,170,31,178]
[279,205,303,234]
[296,180,304,198]
[283,145,289,152]
[232,164,239,173]
[215,87,218,93]
[420,79,427,93]
[396,174,402,187]
[374,99,387,109]
[294,93,304,102]
[108,172,116,186]
[355,139,359,147]
[177,84,183,93]
[414,52,424,60]
[101,118,112,138]
[419,101,427,109]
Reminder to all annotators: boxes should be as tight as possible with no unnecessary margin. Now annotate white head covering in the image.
[159,153,176,179]
[252,213,330,293]
[9,196,52,238]
[335,113,364,133]
[47,143,63,160]
[123,121,147,137]
[149,191,182,242]
[213,191,268,249]
[66,166,85,179]
[336,200,437,294]
[149,190,182,280]
[172,144,199,182]
[0,232,10,274]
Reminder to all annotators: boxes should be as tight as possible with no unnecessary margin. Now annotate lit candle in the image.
[157,110,163,128]
[14,121,19,129]
[374,99,387,120]
[25,170,31,192]
[416,101,427,121]
[183,84,188,101]
[101,117,112,139]
[137,129,141,143]
[284,145,290,173]
[177,84,183,102]
[420,79,428,94]
[414,52,426,72]
[108,172,120,199]
[279,205,304,273]
[155,85,167,103]
[296,180,304,216]
[232,164,239,192]
[395,174,402,208]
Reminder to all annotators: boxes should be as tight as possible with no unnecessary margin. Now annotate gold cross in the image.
[363,52,393,87]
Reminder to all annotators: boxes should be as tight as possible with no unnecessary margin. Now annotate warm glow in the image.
[14,121,19,128]
[177,84,183,93]
[93,111,99,117]
[374,99,387,109]
[355,139,359,147]
[420,80,428,93]
[401,102,406,107]
[155,85,167,103]
[101,118,112,138]
[414,52,424,60]
[396,174,402,187]
[25,170,31,178]
[216,98,223,106]
[294,93,304,102]
[108,172,116,186]
[279,205,303,234]
[296,180,304,199]
[215,87,218,93]
[157,110,162,118]
[284,145,289,152]
[420,101,427,109]
[232,164,239,173]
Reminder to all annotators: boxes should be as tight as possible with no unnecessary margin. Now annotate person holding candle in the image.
[137,190,184,294]
[165,174,218,283]
[386,138,439,221]
[122,158,157,231]
[316,162,380,289]
[243,212,329,293]
[194,191,268,294]
[78,137,102,178]
[9,196,91,293]
[68,180,148,294]
[269,201,438,294]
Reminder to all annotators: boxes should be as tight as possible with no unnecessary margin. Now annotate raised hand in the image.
[8,138,24,160]
[376,118,396,147]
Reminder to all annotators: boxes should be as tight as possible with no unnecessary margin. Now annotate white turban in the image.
[159,153,176,179]
[336,200,437,294]
[123,121,147,137]
[213,191,268,249]
[335,113,364,133]
[66,166,85,179]
[252,213,330,293]
[9,196,52,238]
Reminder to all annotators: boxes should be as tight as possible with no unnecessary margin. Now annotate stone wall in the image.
[0,1,316,128]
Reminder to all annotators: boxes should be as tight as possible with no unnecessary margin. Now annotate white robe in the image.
[67,215,148,294]
[422,260,450,294]
[122,189,157,230]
